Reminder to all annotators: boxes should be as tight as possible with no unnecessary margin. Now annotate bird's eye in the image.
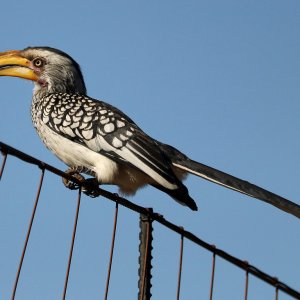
[32,58,45,68]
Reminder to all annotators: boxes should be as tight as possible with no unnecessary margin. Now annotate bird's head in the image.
[0,46,87,96]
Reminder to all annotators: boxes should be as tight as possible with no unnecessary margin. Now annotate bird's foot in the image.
[82,178,100,198]
[62,167,100,197]
[62,167,85,190]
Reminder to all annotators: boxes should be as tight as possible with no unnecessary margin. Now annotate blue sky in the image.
[0,1,300,299]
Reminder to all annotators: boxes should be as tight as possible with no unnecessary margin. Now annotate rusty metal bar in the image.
[0,151,8,181]
[104,202,119,300]
[11,168,45,300]
[62,188,82,300]
[176,232,184,300]
[138,210,153,300]
[209,250,216,300]
[1,142,300,299]
[4,141,300,220]
[0,142,83,186]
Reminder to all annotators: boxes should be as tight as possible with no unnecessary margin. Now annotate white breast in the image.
[34,119,118,183]
[33,119,152,193]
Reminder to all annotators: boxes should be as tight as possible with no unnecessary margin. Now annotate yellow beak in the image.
[0,50,38,81]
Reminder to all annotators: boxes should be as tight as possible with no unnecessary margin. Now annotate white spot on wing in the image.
[112,137,123,148]
[84,116,92,122]
[42,115,49,123]
[104,123,115,133]
[72,116,81,122]
[70,121,79,129]
[100,118,109,125]
[117,120,125,128]
[119,134,128,141]
[61,126,76,137]
[53,118,62,125]
[82,129,94,140]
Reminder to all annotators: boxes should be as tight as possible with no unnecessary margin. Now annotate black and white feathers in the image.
[31,92,197,210]
[1,46,299,216]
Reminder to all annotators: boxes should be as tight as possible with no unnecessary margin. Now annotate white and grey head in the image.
[0,46,87,97]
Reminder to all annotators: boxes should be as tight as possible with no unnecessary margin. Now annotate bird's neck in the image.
[32,74,87,99]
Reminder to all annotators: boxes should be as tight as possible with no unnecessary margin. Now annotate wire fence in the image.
[0,141,300,300]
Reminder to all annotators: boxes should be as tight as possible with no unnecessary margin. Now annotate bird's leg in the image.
[62,166,101,197]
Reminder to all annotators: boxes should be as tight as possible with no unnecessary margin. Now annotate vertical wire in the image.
[244,271,249,300]
[0,151,8,181]
[62,188,82,300]
[209,250,216,300]
[275,286,279,300]
[11,168,45,300]
[176,232,184,300]
[104,202,119,300]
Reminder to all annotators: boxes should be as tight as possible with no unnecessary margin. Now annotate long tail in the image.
[159,143,300,218]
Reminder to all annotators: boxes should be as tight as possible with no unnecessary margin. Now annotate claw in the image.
[62,167,85,190]
[63,167,100,197]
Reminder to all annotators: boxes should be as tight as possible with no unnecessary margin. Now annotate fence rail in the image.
[1,141,300,299]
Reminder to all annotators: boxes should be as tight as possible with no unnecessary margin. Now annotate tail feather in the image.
[158,142,300,218]
[151,183,198,211]
[174,158,300,218]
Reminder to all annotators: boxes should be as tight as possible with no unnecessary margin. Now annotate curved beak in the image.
[0,50,38,81]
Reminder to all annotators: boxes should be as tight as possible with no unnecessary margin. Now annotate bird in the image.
[0,46,299,217]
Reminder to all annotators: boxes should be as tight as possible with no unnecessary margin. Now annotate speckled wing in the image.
[39,93,180,190]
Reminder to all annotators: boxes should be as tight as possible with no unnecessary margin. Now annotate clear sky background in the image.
[0,1,300,299]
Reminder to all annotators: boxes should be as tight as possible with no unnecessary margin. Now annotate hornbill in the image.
[0,46,299,217]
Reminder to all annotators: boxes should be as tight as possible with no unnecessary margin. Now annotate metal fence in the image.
[1,141,299,300]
